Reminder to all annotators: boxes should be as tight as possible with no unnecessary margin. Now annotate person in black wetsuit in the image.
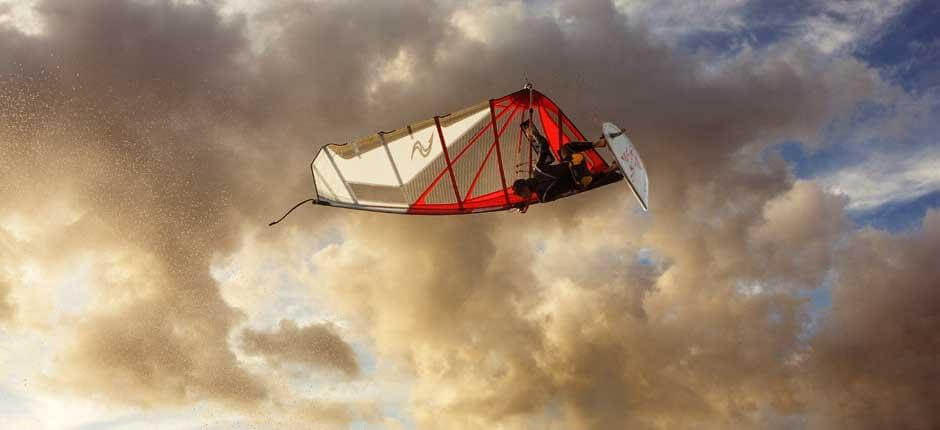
[512,119,622,204]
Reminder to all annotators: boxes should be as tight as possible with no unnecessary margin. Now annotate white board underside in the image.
[603,122,649,211]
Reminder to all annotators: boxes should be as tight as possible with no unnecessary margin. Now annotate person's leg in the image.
[532,165,570,202]
[558,141,594,161]
[587,170,624,189]
[534,134,557,170]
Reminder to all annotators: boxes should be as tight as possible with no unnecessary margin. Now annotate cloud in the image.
[307,179,850,427]
[0,0,936,428]
[288,2,879,423]
[0,278,13,323]
[240,319,359,376]
[818,143,940,211]
[0,0,43,35]
[749,181,849,285]
[613,0,910,55]
[797,0,909,54]
[55,283,267,408]
[0,0,270,408]
[0,0,358,423]
[806,209,940,429]
[612,0,748,42]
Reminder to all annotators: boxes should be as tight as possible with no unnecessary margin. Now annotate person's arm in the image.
[562,140,594,153]
[562,136,607,154]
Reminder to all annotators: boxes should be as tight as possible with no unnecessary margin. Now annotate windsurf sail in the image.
[306,88,615,216]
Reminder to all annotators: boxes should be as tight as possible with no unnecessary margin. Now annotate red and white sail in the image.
[311,88,614,214]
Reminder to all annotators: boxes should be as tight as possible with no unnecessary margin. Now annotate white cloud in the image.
[819,143,940,211]
[0,0,43,35]
[613,0,747,42]
[449,0,535,44]
[798,0,909,54]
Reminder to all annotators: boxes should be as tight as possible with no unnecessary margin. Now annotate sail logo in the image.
[411,133,433,159]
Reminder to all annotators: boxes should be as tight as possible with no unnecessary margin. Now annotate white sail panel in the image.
[313,102,492,209]
[312,151,356,204]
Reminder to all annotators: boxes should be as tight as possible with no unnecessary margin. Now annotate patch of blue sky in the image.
[807,280,831,313]
[796,270,834,342]
[679,12,801,54]
[831,100,899,134]
[774,96,904,167]
[635,247,655,266]
[730,274,832,344]
[740,0,822,26]
[816,99,921,150]
[775,140,867,180]
[772,106,888,182]
[349,338,378,377]
[675,0,819,54]
[534,238,546,254]
[777,138,940,232]
[678,28,772,54]
[856,0,940,92]
[258,274,320,325]
[771,77,940,228]
[850,189,940,232]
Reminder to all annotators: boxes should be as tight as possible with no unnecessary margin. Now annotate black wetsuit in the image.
[525,131,621,203]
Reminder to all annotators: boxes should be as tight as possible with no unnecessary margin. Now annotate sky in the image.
[0,0,938,429]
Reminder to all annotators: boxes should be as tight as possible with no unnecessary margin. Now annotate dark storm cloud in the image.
[806,210,940,429]
[0,0,275,408]
[0,0,443,422]
[1,0,334,415]
[241,320,360,376]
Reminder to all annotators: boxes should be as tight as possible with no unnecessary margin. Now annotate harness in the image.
[565,152,594,189]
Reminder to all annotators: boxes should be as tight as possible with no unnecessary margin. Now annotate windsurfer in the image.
[513,120,621,204]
